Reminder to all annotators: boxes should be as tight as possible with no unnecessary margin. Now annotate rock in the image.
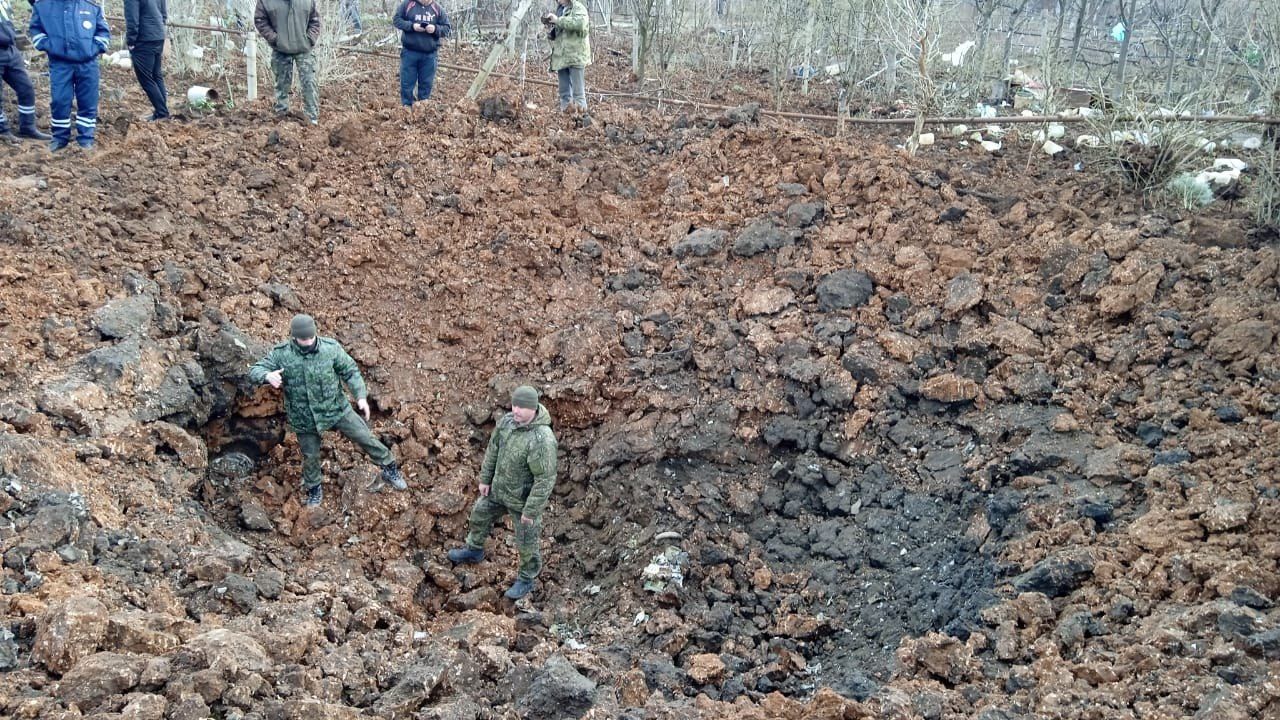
[1215,405,1244,423]
[686,653,726,685]
[32,596,110,673]
[372,654,451,717]
[519,654,597,720]
[816,270,874,311]
[239,498,275,532]
[616,668,648,708]
[778,182,808,196]
[1207,319,1274,364]
[0,627,18,670]
[919,374,980,403]
[218,573,260,613]
[37,378,108,433]
[1245,628,1280,659]
[19,498,84,552]
[81,336,144,385]
[106,611,184,655]
[167,694,211,720]
[260,282,303,310]
[1203,499,1253,533]
[446,586,501,612]
[673,228,727,258]
[174,630,271,675]
[739,287,796,316]
[944,273,984,316]
[784,202,825,228]
[56,651,144,710]
[151,421,208,469]
[1153,448,1191,465]
[1229,586,1272,610]
[732,220,792,257]
[254,568,286,600]
[719,102,759,127]
[1011,553,1095,598]
[1084,444,1128,485]
[93,294,156,339]
[120,693,167,720]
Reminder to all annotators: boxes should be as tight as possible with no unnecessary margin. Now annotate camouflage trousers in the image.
[270,49,318,122]
[464,495,543,582]
[296,408,394,489]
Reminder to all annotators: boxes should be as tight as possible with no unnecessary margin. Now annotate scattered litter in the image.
[413,631,429,641]
[642,546,688,593]
[563,638,588,650]
[653,531,682,542]
[1075,134,1103,148]
[1042,140,1065,155]
[917,132,935,147]
[584,584,601,596]
[105,50,132,69]
[951,124,968,136]
[980,140,1001,153]
[633,611,648,626]
[1242,136,1263,150]
[942,40,975,67]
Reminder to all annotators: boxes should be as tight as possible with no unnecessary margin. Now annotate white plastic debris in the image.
[975,104,997,118]
[969,132,984,142]
[951,124,968,136]
[1075,134,1103,148]
[106,50,132,69]
[980,140,1002,153]
[186,46,205,60]
[1042,140,1065,155]
[942,40,976,67]
[1213,158,1247,172]
[413,631,429,641]
[584,584,601,596]
[1241,136,1263,150]
[641,546,688,593]
[824,63,842,76]
[1047,123,1066,139]
[633,611,648,626]
[986,124,1007,138]
[564,638,588,650]
[918,132,935,146]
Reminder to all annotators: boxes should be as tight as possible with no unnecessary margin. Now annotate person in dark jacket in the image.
[254,0,321,124]
[29,0,110,150]
[125,0,168,120]
[0,0,51,143]
[392,0,449,106]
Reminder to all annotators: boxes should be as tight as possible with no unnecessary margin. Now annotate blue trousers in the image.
[0,52,38,132]
[400,49,437,106]
[49,59,99,146]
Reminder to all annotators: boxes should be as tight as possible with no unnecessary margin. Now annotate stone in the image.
[371,653,452,717]
[1084,444,1128,485]
[174,629,271,675]
[239,498,275,532]
[519,654,598,719]
[919,373,980,403]
[719,102,759,127]
[120,693,167,720]
[617,668,648,708]
[106,611,184,655]
[254,568,286,600]
[816,270,874,311]
[1011,553,1095,598]
[944,273,984,316]
[1207,319,1274,363]
[19,500,83,552]
[1203,499,1253,533]
[784,202,825,228]
[93,294,157,339]
[151,421,208,469]
[32,596,110,673]
[732,220,792,258]
[1245,628,1280,659]
[686,653,726,685]
[0,627,18,670]
[673,228,727,258]
[37,378,108,433]
[739,287,797,316]
[56,651,144,710]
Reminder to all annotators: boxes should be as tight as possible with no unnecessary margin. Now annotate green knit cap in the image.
[511,385,540,410]
[290,314,317,339]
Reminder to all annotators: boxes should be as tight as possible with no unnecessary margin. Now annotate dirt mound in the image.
[0,85,1278,720]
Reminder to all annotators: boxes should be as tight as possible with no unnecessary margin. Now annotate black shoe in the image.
[447,546,484,564]
[304,485,324,507]
[49,140,68,152]
[17,127,52,141]
[380,463,407,491]
[504,579,534,600]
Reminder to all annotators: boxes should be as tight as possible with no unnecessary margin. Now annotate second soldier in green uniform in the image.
[448,385,557,600]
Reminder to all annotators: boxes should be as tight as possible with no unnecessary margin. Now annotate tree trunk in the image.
[1114,0,1132,100]
[466,0,538,99]
[1068,0,1090,83]
[801,0,817,95]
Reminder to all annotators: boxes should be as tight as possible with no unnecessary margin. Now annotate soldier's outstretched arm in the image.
[520,432,558,522]
[247,349,282,385]
[332,345,368,400]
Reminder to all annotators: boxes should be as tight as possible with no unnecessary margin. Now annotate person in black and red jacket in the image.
[391,0,449,106]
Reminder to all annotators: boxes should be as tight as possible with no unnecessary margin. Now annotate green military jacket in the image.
[248,337,367,434]
[549,0,591,72]
[481,404,558,521]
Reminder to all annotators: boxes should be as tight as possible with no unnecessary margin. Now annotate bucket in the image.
[187,86,220,106]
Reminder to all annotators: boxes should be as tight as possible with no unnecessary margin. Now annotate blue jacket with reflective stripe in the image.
[30,0,110,63]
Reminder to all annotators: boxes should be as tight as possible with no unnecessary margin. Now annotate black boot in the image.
[17,114,52,141]
[0,127,19,145]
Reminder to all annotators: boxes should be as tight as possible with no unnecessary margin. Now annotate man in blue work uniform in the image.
[29,0,110,150]
[0,0,51,143]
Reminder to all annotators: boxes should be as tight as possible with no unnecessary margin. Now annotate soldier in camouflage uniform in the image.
[448,386,557,600]
[248,314,405,507]
[253,0,321,124]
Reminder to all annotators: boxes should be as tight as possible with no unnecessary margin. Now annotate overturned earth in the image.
[0,93,1278,720]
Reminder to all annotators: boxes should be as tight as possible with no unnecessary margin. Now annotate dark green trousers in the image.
[464,495,543,582]
[296,408,394,489]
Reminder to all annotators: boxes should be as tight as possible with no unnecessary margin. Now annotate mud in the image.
[0,55,1277,720]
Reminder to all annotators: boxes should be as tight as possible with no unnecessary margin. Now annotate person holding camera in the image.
[543,0,589,112]
[392,0,450,106]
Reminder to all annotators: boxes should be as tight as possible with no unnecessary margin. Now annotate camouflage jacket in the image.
[549,0,590,72]
[247,338,367,434]
[481,404,558,521]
